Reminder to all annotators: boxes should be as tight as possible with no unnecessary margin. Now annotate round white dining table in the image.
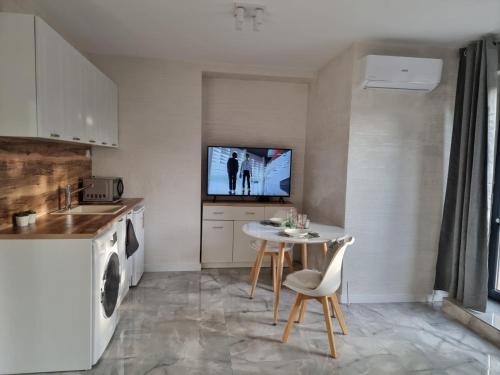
[242,221,344,325]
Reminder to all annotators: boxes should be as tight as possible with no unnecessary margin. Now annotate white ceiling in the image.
[14,0,500,70]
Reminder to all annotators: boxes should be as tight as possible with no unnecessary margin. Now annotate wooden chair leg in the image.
[249,254,259,283]
[270,254,274,277]
[273,243,285,325]
[330,293,348,335]
[329,296,336,318]
[249,240,267,299]
[321,296,337,358]
[301,243,308,269]
[282,293,302,343]
[284,252,294,272]
[272,254,277,293]
[297,299,307,323]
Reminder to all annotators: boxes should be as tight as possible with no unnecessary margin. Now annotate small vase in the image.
[15,216,29,227]
[28,213,36,224]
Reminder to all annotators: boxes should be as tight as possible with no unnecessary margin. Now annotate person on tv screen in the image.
[240,153,252,195]
[227,152,239,195]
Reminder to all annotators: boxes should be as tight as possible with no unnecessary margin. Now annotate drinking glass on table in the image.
[298,214,308,229]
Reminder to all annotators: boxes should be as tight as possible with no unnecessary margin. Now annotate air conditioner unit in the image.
[360,55,443,92]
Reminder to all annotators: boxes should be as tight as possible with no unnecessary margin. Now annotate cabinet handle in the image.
[212,226,224,229]
[72,137,81,141]
[89,139,96,143]
[213,212,224,215]
[118,218,124,222]
[50,133,60,138]
[102,142,107,145]
[245,212,255,215]
[112,143,117,147]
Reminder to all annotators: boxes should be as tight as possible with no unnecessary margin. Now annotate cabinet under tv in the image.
[201,200,295,268]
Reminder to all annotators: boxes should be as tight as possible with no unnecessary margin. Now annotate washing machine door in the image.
[101,253,120,318]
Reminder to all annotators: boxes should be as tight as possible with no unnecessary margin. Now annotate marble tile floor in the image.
[33,269,500,375]
[472,299,500,331]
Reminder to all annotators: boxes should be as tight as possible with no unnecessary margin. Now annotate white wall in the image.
[303,46,354,227]
[341,42,458,303]
[303,42,457,302]
[202,77,309,207]
[89,55,202,271]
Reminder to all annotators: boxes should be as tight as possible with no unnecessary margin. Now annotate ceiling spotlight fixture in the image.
[253,8,264,31]
[235,6,245,31]
[233,1,266,32]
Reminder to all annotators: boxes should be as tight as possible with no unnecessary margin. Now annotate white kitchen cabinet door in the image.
[94,69,108,146]
[233,220,259,263]
[96,74,118,147]
[108,79,119,147]
[202,221,233,263]
[62,42,85,143]
[82,60,99,145]
[35,17,68,141]
[0,13,37,137]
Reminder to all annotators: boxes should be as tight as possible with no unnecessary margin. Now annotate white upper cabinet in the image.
[0,13,118,147]
[82,58,99,144]
[35,16,69,141]
[0,13,37,136]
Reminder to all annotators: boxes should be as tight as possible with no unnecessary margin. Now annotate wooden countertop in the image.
[0,198,144,240]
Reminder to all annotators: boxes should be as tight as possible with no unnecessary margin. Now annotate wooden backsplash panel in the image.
[0,138,91,228]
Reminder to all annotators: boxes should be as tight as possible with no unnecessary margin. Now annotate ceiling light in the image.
[235,6,245,31]
[233,2,266,32]
[253,8,264,31]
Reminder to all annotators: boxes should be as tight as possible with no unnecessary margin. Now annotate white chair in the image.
[249,240,294,297]
[249,208,297,298]
[281,236,354,358]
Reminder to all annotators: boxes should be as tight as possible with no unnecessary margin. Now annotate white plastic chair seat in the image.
[283,236,355,298]
[283,269,322,292]
[251,240,294,253]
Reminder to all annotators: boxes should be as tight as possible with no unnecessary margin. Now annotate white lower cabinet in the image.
[233,220,257,263]
[202,220,233,263]
[201,202,294,268]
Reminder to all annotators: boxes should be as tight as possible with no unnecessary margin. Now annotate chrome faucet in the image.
[65,183,93,210]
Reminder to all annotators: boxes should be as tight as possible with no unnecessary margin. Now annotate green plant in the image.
[283,216,297,229]
[14,211,30,217]
[27,210,36,214]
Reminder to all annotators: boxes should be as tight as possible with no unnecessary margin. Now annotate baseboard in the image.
[144,263,201,272]
[442,298,500,347]
[339,293,431,304]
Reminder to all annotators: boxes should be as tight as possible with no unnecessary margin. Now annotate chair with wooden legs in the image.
[249,240,294,298]
[281,236,354,358]
[249,207,297,298]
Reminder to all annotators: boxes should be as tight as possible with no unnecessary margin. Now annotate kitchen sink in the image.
[51,205,126,215]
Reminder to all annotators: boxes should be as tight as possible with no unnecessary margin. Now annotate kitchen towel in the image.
[126,219,139,258]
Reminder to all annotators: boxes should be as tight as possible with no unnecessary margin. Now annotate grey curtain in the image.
[434,38,498,312]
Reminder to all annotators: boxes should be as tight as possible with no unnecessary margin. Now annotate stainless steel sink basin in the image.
[51,205,126,215]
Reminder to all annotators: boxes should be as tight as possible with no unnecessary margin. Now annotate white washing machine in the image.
[92,225,120,364]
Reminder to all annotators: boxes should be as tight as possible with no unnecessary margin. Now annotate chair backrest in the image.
[271,207,297,219]
[313,236,354,296]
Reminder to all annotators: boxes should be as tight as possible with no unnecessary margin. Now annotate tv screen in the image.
[207,146,292,197]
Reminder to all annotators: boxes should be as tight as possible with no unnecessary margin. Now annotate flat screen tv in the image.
[207,146,292,197]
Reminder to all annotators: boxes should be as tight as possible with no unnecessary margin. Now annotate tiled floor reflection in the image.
[471,299,500,330]
[34,269,500,375]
